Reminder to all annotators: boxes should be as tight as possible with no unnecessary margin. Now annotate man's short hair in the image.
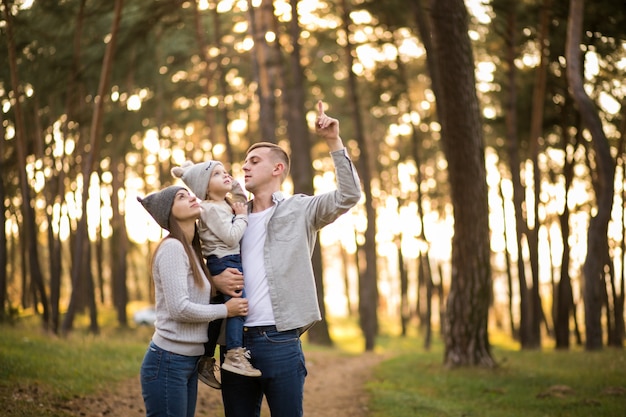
[247,142,291,181]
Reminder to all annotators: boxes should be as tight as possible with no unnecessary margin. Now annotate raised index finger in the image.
[317,100,324,117]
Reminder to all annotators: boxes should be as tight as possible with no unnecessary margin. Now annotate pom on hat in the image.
[171,160,222,200]
[137,185,185,230]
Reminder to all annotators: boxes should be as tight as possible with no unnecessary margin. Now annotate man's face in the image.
[243,147,277,192]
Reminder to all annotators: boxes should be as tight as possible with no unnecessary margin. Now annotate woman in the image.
[137,185,248,417]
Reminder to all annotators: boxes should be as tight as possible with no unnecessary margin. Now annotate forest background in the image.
[1,0,625,368]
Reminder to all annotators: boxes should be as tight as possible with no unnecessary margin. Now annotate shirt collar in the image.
[272,191,285,204]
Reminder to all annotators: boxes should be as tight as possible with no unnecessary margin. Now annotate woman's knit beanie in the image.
[137,185,185,230]
[171,160,222,200]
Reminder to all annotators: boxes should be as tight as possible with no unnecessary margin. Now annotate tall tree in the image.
[2,0,50,329]
[566,0,615,350]
[340,0,379,351]
[526,0,553,349]
[429,0,496,367]
[247,0,279,143]
[280,0,333,345]
[0,111,6,320]
[554,108,580,349]
[62,0,124,334]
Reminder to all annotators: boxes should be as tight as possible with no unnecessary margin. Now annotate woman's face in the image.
[171,189,201,222]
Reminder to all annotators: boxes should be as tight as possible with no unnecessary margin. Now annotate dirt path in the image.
[64,350,385,417]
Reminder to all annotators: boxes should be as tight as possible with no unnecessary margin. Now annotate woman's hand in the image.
[225,297,249,317]
[212,267,245,298]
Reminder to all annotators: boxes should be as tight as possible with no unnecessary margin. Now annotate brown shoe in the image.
[198,357,221,389]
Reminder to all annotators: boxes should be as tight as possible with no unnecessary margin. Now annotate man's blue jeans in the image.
[140,341,200,417]
[220,326,307,417]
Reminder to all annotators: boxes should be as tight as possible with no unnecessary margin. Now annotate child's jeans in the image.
[205,254,244,353]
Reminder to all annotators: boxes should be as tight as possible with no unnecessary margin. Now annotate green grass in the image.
[1,314,625,417]
[367,333,626,417]
[0,315,152,416]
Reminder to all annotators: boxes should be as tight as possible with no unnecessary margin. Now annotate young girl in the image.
[137,185,248,416]
[172,160,261,389]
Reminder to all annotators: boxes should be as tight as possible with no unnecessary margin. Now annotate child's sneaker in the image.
[221,347,262,377]
[198,357,221,389]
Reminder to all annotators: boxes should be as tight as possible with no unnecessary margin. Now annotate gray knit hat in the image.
[171,160,223,200]
[137,185,185,230]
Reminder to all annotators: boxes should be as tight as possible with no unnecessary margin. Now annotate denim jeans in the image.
[220,326,307,417]
[140,341,200,417]
[206,254,245,351]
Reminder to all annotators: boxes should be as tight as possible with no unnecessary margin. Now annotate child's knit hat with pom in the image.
[171,160,222,200]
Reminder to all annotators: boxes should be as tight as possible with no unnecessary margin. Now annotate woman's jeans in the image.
[140,341,200,417]
[206,254,245,352]
[221,326,307,417]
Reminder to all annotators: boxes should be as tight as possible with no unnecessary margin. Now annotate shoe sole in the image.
[221,363,262,377]
[198,374,222,389]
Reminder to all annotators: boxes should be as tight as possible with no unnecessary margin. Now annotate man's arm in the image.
[306,101,361,229]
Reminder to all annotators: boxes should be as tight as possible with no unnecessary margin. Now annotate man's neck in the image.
[250,189,278,213]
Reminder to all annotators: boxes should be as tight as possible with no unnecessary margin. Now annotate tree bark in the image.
[2,0,50,329]
[554,116,578,349]
[111,156,129,326]
[279,0,332,346]
[526,0,553,349]
[247,0,279,143]
[340,0,379,351]
[393,27,437,342]
[500,1,534,349]
[565,0,614,350]
[607,107,626,347]
[210,4,235,166]
[0,111,6,321]
[430,0,495,367]
[62,0,124,334]
[498,177,517,339]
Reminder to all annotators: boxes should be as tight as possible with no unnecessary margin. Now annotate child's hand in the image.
[232,201,247,216]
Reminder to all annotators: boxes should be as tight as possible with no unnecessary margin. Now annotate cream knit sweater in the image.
[150,238,228,356]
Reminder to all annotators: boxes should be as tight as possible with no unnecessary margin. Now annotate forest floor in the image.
[61,349,386,417]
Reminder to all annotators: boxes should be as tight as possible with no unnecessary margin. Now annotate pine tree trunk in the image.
[498,178,517,339]
[280,0,332,346]
[526,0,553,349]
[247,0,279,143]
[566,0,614,350]
[0,112,6,321]
[430,0,495,367]
[111,155,129,326]
[554,121,578,349]
[340,0,379,351]
[500,2,534,349]
[63,0,124,334]
[2,0,50,330]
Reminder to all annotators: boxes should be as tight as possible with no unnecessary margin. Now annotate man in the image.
[213,101,361,417]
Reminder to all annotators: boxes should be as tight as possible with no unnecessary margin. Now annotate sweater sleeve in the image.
[229,179,248,204]
[308,148,362,230]
[154,239,227,323]
[200,202,247,248]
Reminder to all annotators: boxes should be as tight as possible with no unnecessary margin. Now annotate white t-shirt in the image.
[241,206,275,326]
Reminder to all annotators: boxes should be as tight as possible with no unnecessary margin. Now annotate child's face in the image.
[206,164,232,198]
